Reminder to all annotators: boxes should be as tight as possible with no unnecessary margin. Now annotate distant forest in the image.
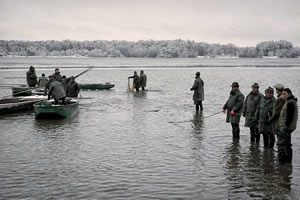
[0,39,299,58]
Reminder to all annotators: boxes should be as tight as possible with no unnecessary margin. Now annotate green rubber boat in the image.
[79,82,114,90]
[33,100,79,118]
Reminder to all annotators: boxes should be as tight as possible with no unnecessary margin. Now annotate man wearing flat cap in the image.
[222,82,245,138]
[269,83,286,134]
[242,83,263,143]
[256,87,275,147]
[190,72,204,111]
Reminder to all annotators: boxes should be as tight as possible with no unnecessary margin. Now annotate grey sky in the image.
[0,0,299,46]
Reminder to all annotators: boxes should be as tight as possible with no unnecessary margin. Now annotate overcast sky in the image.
[0,0,299,46]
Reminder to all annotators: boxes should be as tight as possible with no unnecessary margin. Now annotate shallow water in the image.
[0,58,300,199]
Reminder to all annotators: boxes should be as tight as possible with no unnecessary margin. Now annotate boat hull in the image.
[0,97,46,114]
[12,85,38,96]
[34,100,78,118]
[79,83,114,90]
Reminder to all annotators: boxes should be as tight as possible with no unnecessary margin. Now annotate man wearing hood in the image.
[26,66,37,87]
[277,88,298,163]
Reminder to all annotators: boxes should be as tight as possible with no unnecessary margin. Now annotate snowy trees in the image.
[0,39,299,58]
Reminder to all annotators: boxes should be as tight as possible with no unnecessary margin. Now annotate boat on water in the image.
[0,96,47,114]
[33,100,79,118]
[79,82,114,90]
[12,85,38,96]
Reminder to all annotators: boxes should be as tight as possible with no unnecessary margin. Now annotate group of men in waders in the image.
[128,70,147,92]
[26,66,80,103]
[191,72,298,164]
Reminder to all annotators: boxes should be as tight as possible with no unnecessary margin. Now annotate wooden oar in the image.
[74,66,94,79]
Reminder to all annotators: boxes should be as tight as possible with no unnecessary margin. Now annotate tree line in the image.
[0,39,299,58]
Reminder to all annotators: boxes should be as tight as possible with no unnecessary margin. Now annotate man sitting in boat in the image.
[66,76,80,97]
[44,75,66,104]
[26,66,37,87]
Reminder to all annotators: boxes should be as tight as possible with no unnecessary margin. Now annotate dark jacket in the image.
[140,73,147,88]
[191,77,204,102]
[53,72,62,82]
[129,74,140,88]
[256,96,275,133]
[279,96,298,132]
[66,81,80,97]
[45,80,66,101]
[242,92,263,127]
[26,70,37,87]
[38,76,48,88]
[223,90,245,124]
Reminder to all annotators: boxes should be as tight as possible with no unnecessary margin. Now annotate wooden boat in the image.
[0,96,46,114]
[12,85,38,96]
[33,100,79,118]
[79,82,114,90]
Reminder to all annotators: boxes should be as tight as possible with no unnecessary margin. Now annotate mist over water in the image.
[0,58,300,199]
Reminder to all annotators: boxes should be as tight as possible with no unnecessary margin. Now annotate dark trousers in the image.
[142,87,145,91]
[250,127,260,143]
[262,132,275,147]
[231,123,240,138]
[195,101,203,111]
[277,131,293,163]
[135,87,139,92]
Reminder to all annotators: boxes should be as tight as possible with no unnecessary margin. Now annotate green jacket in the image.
[223,89,245,123]
[129,74,140,88]
[242,92,263,127]
[256,96,275,133]
[140,73,147,88]
[279,96,298,132]
[26,70,37,87]
[191,77,204,102]
[46,80,66,101]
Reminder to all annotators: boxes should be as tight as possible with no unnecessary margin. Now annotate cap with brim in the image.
[231,82,239,87]
[252,83,259,88]
[265,87,274,93]
[273,83,284,90]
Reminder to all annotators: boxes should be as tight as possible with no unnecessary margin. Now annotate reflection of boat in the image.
[79,83,114,90]
[33,100,78,118]
[0,96,46,114]
[12,85,37,96]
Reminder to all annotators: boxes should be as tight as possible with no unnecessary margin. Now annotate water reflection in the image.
[191,112,204,135]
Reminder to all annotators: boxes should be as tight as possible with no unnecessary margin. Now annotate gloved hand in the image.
[230,110,235,115]
[222,109,226,113]
[190,88,193,91]
[278,126,287,137]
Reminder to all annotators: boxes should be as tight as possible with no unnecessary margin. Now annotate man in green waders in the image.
[222,82,245,138]
[277,88,298,164]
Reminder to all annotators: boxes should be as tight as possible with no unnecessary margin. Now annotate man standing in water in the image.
[269,84,285,135]
[140,70,147,91]
[277,88,298,164]
[190,72,204,111]
[128,71,140,92]
[256,87,275,147]
[222,82,245,138]
[26,66,37,87]
[242,83,263,143]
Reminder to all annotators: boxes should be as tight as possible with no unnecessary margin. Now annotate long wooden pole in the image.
[74,66,94,79]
